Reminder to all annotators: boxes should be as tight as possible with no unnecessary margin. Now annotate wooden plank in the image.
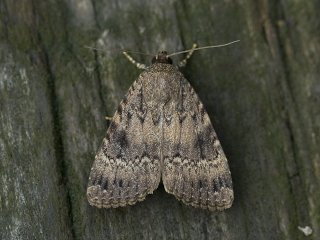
[1,0,319,239]
[0,6,73,239]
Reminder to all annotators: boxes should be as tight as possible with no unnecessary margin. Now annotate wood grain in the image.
[1,0,319,239]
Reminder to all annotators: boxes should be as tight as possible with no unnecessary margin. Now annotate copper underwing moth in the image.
[87,41,238,211]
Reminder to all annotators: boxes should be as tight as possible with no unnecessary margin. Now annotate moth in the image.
[87,42,237,211]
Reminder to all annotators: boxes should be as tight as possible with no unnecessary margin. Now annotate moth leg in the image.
[123,52,147,69]
[178,43,198,67]
[105,116,112,121]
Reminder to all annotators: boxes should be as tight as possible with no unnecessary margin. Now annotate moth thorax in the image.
[152,51,173,65]
[144,74,180,105]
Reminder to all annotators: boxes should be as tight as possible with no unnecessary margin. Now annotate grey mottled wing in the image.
[87,78,161,208]
[162,79,233,211]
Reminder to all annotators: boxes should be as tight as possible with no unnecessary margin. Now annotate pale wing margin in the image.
[87,77,161,208]
[162,79,234,211]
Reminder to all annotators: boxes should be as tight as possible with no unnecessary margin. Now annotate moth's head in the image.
[152,51,173,65]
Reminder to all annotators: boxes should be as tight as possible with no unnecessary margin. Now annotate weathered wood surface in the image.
[1,0,319,239]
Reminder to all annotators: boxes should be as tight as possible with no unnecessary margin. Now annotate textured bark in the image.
[1,0,319,239]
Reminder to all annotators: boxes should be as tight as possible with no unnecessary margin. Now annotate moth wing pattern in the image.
[162,79,233,211]
[87,78,161,208]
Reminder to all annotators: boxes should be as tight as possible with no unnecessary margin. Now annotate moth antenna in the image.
[123,51,154,57]
[84,46,153,57]
[168,40,240,57]
[84,45,105,51]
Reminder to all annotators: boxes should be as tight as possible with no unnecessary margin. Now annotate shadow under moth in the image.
[87,43,236,211]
